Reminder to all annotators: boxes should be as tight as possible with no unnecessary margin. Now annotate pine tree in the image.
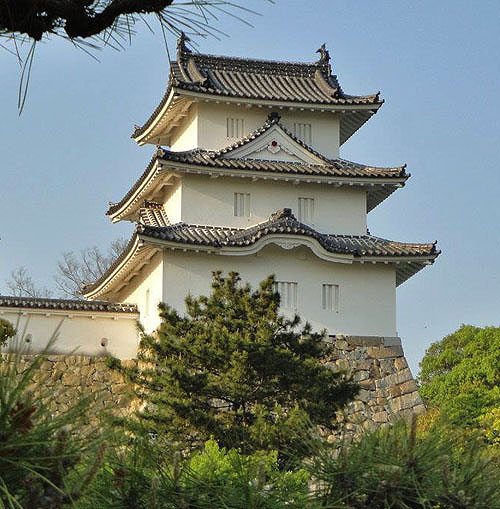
[116,272,358,456]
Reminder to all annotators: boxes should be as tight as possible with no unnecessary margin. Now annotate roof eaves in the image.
[131,71,176,140]
[137,209,440,261]
[156,148,408,183]
[0,296,139,314]
[82,232,142,298]
[106,154,162,220]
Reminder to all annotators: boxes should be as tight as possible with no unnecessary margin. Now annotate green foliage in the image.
[74,437,313,509]
[0,318,15,346]
[0,336,104,507]
[73,418,500,509]
[419,324,500,441]
[478,406,500,446]
[306,417,500,508]
[116,272,357,458]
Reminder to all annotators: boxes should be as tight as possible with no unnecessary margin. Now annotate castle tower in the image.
[83,36,440,340]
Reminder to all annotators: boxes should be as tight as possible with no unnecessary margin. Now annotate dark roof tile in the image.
[0,296,138,313]
[132,36,382,141]
[138,208,438,259]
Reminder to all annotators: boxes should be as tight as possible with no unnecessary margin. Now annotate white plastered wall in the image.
[164,179,182,224]
[170,103,199,151]
[0,309,139,359]
[180,175,367,234]
[162,245,396,337]
[118,252,164,333]
[169,102,340,158]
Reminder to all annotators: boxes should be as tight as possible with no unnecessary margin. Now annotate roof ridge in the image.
[178,43,324,71]
[188,51,322,69]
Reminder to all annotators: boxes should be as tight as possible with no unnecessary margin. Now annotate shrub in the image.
[75,437,314,508]
[0,317,15,346]
[306,417,500,508]
[419,324,500,444]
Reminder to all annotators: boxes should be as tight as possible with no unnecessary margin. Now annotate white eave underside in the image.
[133,89,380,147]
[108,161,404,224]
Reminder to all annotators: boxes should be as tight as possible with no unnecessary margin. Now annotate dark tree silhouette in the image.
[1,1,264,112]
[1,1,260,45]
[2,0,175,41]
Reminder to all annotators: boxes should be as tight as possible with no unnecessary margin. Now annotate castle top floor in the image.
[132,35,383,157]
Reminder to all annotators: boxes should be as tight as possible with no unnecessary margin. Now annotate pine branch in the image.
[0,0,175,40]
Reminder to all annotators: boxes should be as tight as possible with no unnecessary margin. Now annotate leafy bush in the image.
[0,336,104,508]
[0,317,15,346]
[75,437,313,508]
[306,417,500,508]
[419,324,500,443]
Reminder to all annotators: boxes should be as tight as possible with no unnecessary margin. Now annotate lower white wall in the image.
[118,252,164,333]
[0,309,139,359]
[0,245,397,359]
[162,245,397,337]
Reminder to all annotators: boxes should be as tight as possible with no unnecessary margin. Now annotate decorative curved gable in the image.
[222,122,326,165]
[85,208,439,299]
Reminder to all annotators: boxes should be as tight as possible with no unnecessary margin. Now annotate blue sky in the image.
[1,0,500,374]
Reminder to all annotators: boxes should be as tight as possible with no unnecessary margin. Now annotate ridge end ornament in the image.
[316,43,331,65]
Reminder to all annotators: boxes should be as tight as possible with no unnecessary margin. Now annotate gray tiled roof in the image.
[85,209,439,295]
[0,296,138,313]
[171,40,380,106]
[132,36,382,141]
[109,115,406,218]
[138,208,438,258]
[161,149,405,178]
[158,113,406,179]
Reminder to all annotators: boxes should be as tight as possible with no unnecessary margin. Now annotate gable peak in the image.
[267,111,281,123]
[269,208,296,222]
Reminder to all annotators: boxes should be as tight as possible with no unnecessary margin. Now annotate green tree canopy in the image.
[0,318,15,347]
[419,324,500,444]
[116,272,358,457]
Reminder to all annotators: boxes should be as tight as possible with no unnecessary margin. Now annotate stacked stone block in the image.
[4,337,423,434]
[5,355,137,424]
[326,335,425,438]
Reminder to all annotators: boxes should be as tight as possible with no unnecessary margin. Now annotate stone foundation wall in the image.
[4,336,424,432]
[5,355,137,423]
[326,335,425,437]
